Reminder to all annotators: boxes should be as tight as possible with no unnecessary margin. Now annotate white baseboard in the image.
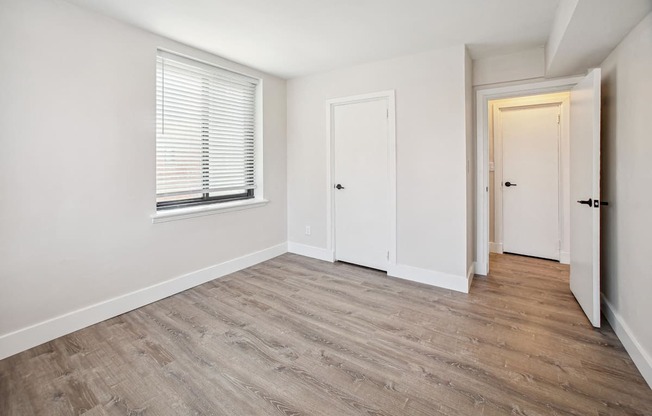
[287,242,334,262]
[388,264,470,293]
[559,251,570,264]
[467,262,476,291]
[601,294,652,388]
[489,242,503,254]
[0,243,288,360]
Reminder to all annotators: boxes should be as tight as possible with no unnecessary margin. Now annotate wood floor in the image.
[1,253,650,415]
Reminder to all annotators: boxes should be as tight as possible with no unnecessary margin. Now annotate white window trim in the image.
[151,198,268,223]
[153,48,266,221]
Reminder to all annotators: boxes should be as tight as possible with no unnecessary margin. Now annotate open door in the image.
[569,68,601,327]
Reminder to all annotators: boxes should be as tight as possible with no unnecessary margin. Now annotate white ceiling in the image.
[65,0,561,79]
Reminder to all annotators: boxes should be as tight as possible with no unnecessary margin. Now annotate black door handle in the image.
[504,181,517,187]
[335,184,345,190]
[577,198,593,206]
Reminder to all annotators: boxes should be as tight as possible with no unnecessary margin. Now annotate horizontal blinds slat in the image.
[157,153,254,161]
[157,185,256,198]
[157,158,253,164]
[157,100,253,122]
[157,139,253,148]
[158,176,253,185]
[158,172,254,178]
[157,147,253,156]
[157,176,255,184]
[157,142,254,151]
[157,174,254,180]
[157,77,255,104]
[156,107,255,127]
[158,178,254,186]
[157,137,253,147]
[159,136,253,146]
[158,181,254,189]
[156,108,255,126]
[157,179,255,188]
[157,165,254,172]
[158,57,258,88]
[157,162,254,172]
[158,71,256,98]
[156,84,255,111]
[157,123,254,136]
[158,69,256,91]
[159,63,257,91]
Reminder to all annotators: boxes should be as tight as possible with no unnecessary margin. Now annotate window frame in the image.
[156,189,255,211]
[155,49,262,213]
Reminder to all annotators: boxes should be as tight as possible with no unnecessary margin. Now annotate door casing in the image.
[475,76,584,275]
[326,90,397,269]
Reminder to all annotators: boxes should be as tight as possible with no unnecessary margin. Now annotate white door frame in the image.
[326,90,397,268]
[476,77,583,275]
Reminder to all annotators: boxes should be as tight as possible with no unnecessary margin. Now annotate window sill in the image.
[151,198,269,224]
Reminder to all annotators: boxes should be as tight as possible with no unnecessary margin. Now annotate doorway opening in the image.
[488,92,570,263]
[475,76,583,276]
[476,71,603,328]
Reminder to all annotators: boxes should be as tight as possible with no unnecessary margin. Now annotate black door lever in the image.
[577,198,593,206]
[504,181,517,187]
[335,184,345,190]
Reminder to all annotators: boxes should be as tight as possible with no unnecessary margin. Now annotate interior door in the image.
[501,104,561,260]
[333,98,389,271]
[570,68,602,328]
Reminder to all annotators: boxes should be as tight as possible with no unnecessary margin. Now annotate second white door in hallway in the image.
[500,103,561,261]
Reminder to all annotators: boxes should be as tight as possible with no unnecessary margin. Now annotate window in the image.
[156,50,259,210]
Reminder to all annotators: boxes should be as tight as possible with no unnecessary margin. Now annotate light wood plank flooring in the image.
[1,253,650,415]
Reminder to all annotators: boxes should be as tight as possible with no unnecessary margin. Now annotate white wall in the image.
[546,0,579,73]
[287,46,472,285]
[0,0,287,352]
[473,47,546,87]
[600,12,652,386]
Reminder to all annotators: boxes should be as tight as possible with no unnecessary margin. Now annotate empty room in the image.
[1,0,652,414]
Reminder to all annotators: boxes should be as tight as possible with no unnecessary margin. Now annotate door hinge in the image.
[557,114,560,124]
[386,108,389,119]
[387,251,389,260]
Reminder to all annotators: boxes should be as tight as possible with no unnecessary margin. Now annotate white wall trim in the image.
[601,294,652,388]
[489,242,504,254]
[475,76,584,276]
[287,242,335,262]
[559,251,570,264]
[0,243,287,360]
[326,90,397,268]
[467,262,476,292]
[388,264,470,294]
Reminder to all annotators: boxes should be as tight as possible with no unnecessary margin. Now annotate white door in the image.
[570,69,602,328]
[333,98,389,271]
[501,104,561,260]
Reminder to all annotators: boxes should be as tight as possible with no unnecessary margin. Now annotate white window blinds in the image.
[156,50,258,207]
